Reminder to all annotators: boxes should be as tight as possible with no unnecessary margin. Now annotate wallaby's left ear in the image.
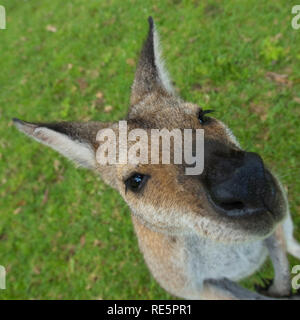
[130,17,175,105]
[13,118,105,169]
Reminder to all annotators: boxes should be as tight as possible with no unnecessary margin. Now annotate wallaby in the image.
[13,17,300,300]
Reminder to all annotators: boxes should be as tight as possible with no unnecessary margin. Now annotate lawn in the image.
[0,0,299,299]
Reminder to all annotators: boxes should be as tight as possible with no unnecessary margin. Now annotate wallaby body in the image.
[13,17,300,299]
[133,212,297,299]
[133,215,267,299]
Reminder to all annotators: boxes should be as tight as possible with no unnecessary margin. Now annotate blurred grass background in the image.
[0,0,299,299]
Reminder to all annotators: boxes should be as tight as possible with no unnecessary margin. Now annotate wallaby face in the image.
[14,17,287,247]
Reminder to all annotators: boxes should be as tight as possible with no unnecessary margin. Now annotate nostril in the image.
[218,201,245,211]
[208,185,246,211]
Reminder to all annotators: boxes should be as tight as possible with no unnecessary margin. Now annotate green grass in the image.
[0,0,300,299]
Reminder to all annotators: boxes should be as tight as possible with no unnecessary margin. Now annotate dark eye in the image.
[124,173,149,193]
[198,109,214,124]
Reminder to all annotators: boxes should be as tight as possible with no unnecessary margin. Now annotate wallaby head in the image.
[14,17,287,244]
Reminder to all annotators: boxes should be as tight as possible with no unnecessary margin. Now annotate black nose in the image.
[206,151,270,216]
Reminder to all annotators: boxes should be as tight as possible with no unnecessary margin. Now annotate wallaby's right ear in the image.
[130,17,175,105]
[13,118,110,170]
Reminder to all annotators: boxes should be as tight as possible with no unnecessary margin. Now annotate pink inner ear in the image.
[33,128,56,144]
